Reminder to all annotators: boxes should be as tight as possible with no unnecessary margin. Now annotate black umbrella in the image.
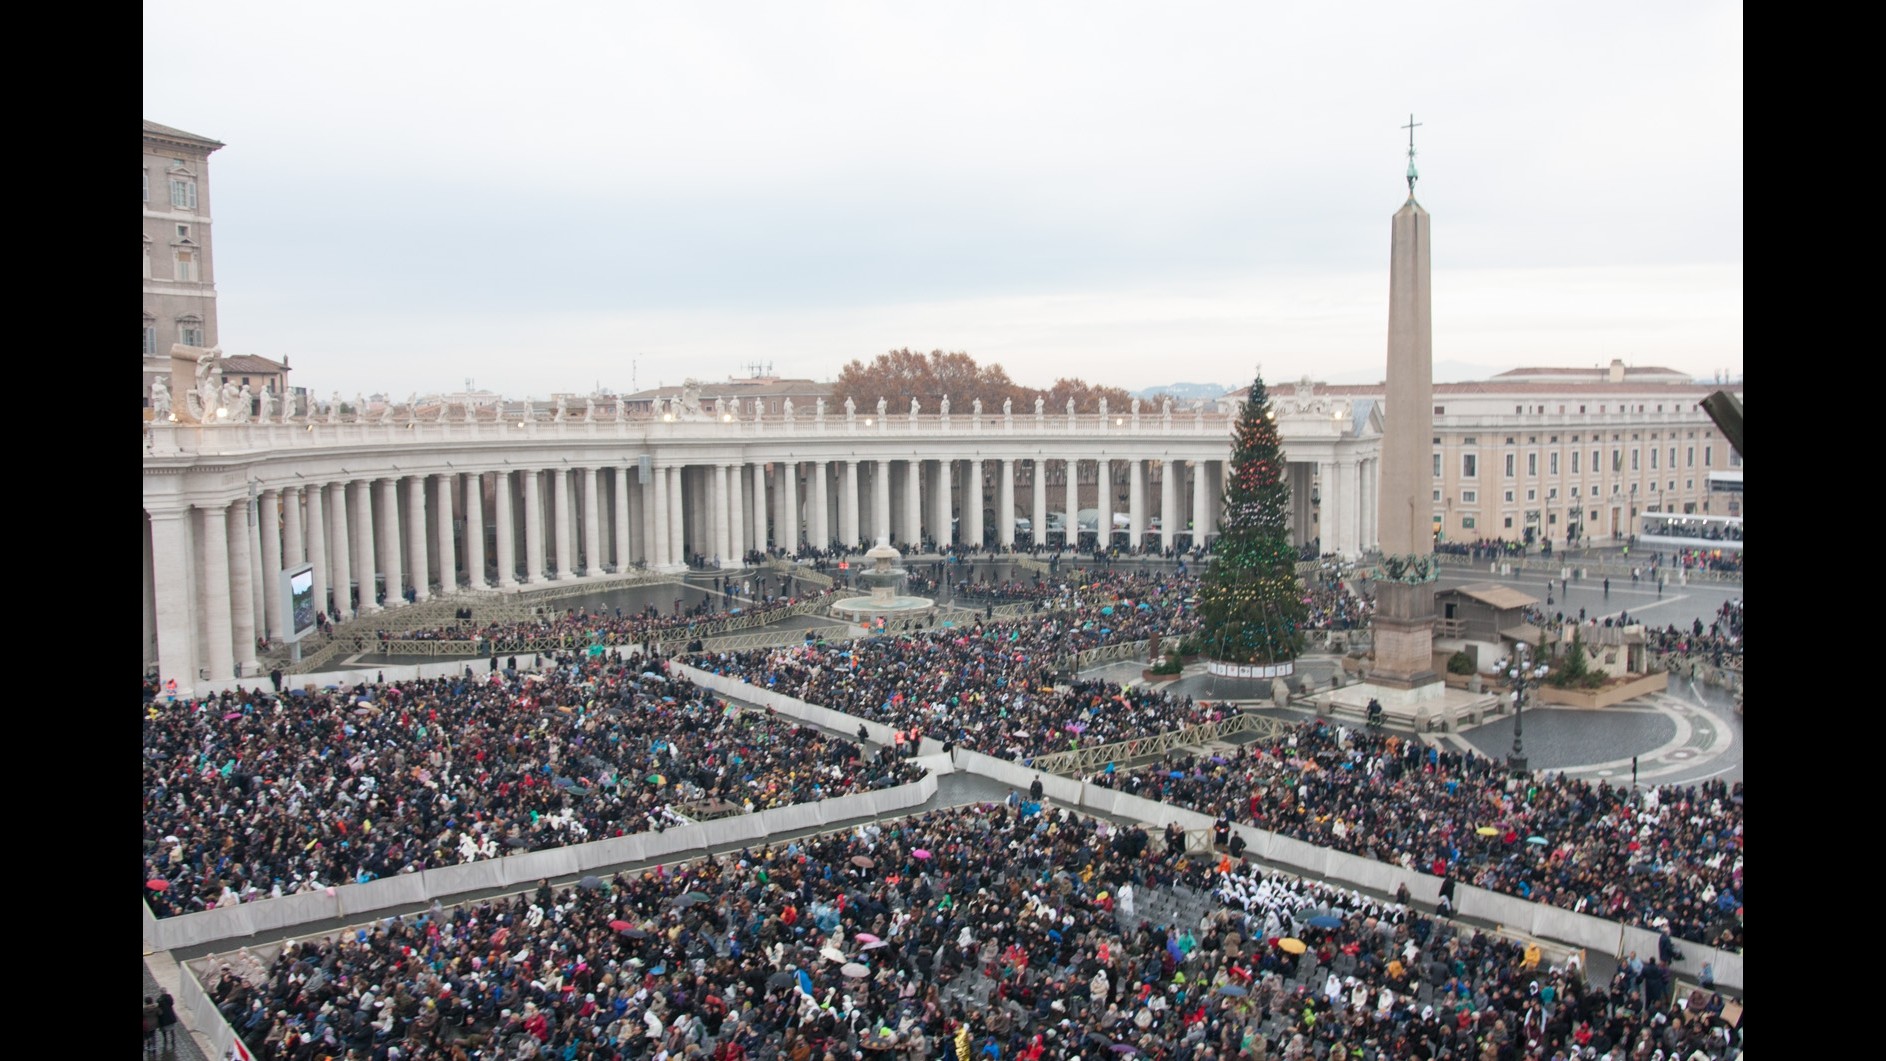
[671,891,711,908]
[578,876,606,891]
[623,927,648,939]
[767,971,795,989]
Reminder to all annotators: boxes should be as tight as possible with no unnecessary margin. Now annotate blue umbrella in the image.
[1169,770,1185,779]
[1101,606,1114,615]
[1526,836,1549,845]
[1306,915,1343,929]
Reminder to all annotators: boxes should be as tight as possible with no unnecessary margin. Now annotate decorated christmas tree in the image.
[1198,370,1308,667]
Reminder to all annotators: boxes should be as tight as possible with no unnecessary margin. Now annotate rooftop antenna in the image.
[1402,113,1422,198]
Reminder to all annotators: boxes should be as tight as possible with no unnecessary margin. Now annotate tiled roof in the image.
[221,354,287,374]
[143,120,224,148]
[1449,583,1540,610]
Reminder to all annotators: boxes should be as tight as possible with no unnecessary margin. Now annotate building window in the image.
[1462,454,1477,478]
[1434,405,1445,416]
[1526,489,1537,502]
[1461,490,1477,503]
[1461,515,1476,530]
[1571,486,1579,497]
[1548,513,1558,525]
[177,317,204,347]
[142,168,149,202]
[1669,447,1677,468]
[1704,446,1713,466]
[1504,454,1515,477]
[1503,516,1513,529]
[1650,449,1658,470]
[175,249,196,282]
[1612,450,1622,472]
[1503,490,1514,502]
[143,320,157,356]
[1515,406,1523,415]
[1631,450,1640,471]
[170,178,198,210]
[1593,450,1601,474]
[143,240,152,280]
[1686,447,1694,467]
[1549,452,1559,475]
[1432,489,1442,502]
[1547,488,1557,500]
[1463,437,1477,445]
[1572,451,1580,474]
[1527,453,1537,476]
[176,224,191,240]
[1505,437,1515,446]
[1630,483,1638,495]
[1432,453,1441,478]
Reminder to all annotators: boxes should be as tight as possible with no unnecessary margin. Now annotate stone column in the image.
[384,479,408,604]
[613,467,632,572]
[650,465,670,570]
[493,470,517,587]
[811,461,830,549]
[436,473,457,589]
[246,496,266,649]
[281,486,304,565]
[966,459,985,548]
[904,460,924,548]
[352,480,379,613]
[1064,458,1079,550]
[932,460,953,547]
[149,510,197,695]
[1128,459,1146,547]
[710,464,731,564]
[199,503,236,680]
[228,502,259,676]
[732,462,749,561]
[667,465,686,565]
[841,460,861,547]
[1191,462,1211,549]
[465,472,487,588]
[869,459,889,546]
[405,476,429,600]
[581,466,602,575]
[553,469,574,578]
[305,484,329,616]
[523,470,545,582]
[998,459,1016,547]
[260,489,283,640]
[1033,460,1048,546]
[1161,459,1180,552]
[752,462,769,554]
[782,461,801,553]
[1097,459,1113,551]
[327,482,351,618]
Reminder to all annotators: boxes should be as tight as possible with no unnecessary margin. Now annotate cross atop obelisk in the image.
[1402,114,1422,198]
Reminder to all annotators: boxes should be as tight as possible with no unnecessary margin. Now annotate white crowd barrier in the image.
[142,773,937,953]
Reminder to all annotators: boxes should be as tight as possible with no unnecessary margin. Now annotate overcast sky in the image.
[144,1,1742,398]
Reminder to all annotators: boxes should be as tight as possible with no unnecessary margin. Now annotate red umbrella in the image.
[856,932,879,943]
[912,849,931,859]
[146,879,170,892]
[609,920,633,932]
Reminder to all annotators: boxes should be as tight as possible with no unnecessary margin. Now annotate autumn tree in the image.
[831,350,1134,415]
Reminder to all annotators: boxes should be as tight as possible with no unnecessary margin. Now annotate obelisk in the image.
[1368,116,1442,695]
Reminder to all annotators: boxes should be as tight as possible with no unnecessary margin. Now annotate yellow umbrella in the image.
[1277,938,1307,955]
[1475,826,1500,837]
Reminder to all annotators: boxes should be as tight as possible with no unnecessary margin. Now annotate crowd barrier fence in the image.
[143,773,938,953]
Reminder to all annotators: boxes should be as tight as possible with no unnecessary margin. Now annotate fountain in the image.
[830,538,936,632]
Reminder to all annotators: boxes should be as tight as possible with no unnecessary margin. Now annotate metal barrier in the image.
[370,599,835,655]
[691,625,854,653]
[1028,711,1292,775]
[1068,639,1155,670]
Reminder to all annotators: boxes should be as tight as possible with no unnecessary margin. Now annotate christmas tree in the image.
[1198,370,1308,667]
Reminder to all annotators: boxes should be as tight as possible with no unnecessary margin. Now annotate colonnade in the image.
[144,415,1380,694]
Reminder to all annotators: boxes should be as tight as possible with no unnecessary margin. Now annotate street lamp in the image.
[1496,643,1550,775]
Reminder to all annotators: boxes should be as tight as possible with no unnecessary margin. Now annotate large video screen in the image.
[286,565,317,640]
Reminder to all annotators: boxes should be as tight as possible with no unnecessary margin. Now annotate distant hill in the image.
[1132,382,1231,400]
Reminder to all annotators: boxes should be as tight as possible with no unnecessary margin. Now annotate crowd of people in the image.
[1434,540,1530,561]
[378,593,836,653]
[1094,721,1743,951]
[213,801,1742,1061]
[141,653,926,918]
[1647,600,1744,672]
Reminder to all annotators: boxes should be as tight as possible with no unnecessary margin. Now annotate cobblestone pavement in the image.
[142,957,210,1061]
